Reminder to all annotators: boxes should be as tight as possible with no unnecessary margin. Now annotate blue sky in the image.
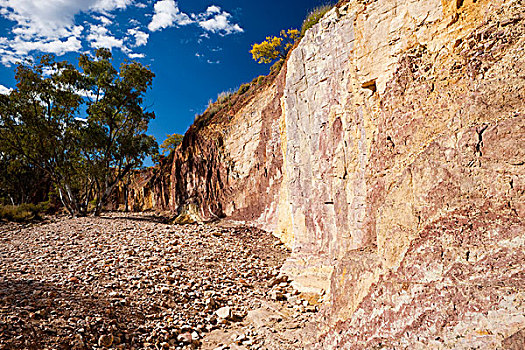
[0,0,331,148]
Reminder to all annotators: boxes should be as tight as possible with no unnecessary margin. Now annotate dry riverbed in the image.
[0,213,318,350]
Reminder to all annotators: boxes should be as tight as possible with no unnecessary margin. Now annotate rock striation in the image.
[119,0,525,347]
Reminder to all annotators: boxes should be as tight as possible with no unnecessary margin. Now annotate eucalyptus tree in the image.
[0,49,157,216]
[79,48,157,215]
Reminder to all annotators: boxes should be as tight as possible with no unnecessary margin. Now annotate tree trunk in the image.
[57,187,75,216]
[124,183,129,212]
[94,163,134,216]
[56,182,86,217]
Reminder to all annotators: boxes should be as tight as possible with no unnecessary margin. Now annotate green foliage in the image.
[238,83,250,95]
[0,49,158,216]
[207,100,221,117]
[0,150,50,206]
[301,4,333,37]
[250,29,300,64]
[0,202,51,222]
[256,76,266,85]
[270,59,284,73]
[160,133,184,155]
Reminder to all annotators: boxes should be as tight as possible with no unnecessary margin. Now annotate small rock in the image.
[270,291,286,301]
[98,334,114,348]
[216,306,232,319]
[268,275,288,287]
[180,324,193,332]
[235,333,247,343]
[205,297,217,310]
[177,332,193,344]
[306,305,317,312]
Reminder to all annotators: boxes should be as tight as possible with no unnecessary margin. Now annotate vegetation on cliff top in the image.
[250,29,300,64]
[193,73,272,129]
[301,4,334,36]
[193,3,335,131]
[250,3,335,65]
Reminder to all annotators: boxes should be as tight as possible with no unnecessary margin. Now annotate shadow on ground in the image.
[0,278,147,349]
[99,213,171,224]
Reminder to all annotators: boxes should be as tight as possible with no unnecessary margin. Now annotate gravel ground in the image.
[0,213,316,350]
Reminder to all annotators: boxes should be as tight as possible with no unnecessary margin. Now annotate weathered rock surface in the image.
[167,70,286,232]
[290,0,524,347]
[113,0,524,347]
[108,157,172,212]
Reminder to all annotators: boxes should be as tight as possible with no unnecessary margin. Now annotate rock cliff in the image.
[120,0,525,347]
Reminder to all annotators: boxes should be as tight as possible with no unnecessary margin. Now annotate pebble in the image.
[98,334,113,347]
[177,332,193,344]
[216,306,232,319]
[0,213,292,349]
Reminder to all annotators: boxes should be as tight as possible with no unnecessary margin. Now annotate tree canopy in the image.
[250,29,300,64]
[0,49,157,216]
[160,133,184,156]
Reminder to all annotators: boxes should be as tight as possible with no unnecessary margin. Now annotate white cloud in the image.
[148,0,193,32]
[0,51,19,66]
[0,0,132,39]
[0,0,243,67]
[128,28,149,46]
[93,15,113,26]
[128,52,145,59]
[76,88,103,100]
[198,12,243,35]
[91,0,134,13]
[0,0,135,65]
[87,24,123,50]
[205,6,221,15]
[0,84,12,95]
[148,1,242,35]
[0,0,87,39]
[9,35,83,56]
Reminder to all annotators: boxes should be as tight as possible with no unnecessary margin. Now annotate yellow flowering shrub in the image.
[250,29,300,64]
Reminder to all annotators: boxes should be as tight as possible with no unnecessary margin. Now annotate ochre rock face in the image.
[119,0,524,347]
[109,159,171,212]
[168,68,286,229]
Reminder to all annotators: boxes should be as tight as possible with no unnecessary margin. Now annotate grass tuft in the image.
[270,59,284,73]
[301,4,334,37]
[217,90,235,104]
